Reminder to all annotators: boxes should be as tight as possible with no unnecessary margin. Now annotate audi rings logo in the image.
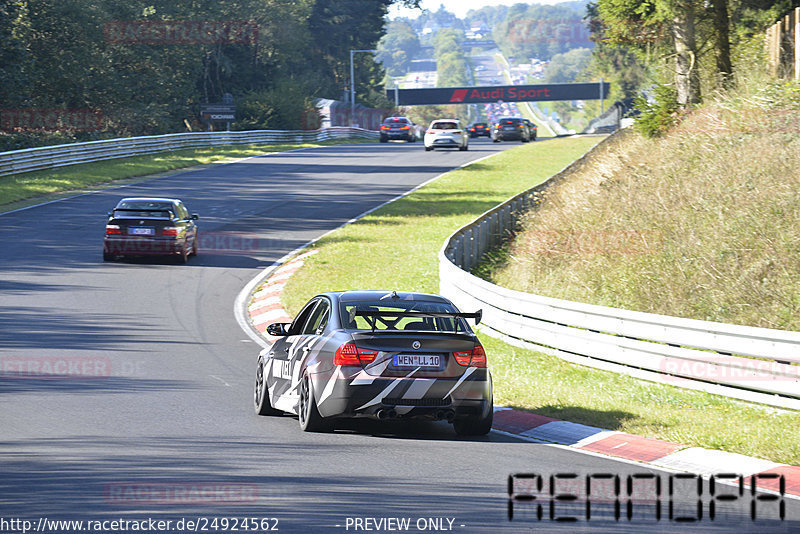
[412,341,421,350]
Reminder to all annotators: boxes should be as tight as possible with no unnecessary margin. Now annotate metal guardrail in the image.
[439,134,800,410]
[0,127,377,177]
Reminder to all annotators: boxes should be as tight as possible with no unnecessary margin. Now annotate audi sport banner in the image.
[387,82,610,105]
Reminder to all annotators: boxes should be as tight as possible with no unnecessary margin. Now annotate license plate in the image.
[504,126,515,130]
[128,227,154,235]
[393,354,441,369]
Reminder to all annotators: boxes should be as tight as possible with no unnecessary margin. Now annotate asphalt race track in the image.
[1,139,797,533]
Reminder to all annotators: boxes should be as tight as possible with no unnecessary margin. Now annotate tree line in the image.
[0,0,418,150]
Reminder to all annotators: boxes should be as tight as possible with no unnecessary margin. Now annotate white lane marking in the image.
[209,375,231,387]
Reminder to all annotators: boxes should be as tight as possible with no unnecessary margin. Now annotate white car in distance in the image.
[424,119,469,152]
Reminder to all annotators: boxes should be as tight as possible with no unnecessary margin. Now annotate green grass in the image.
[282,136,600,312]
[0,138,369,208]
[278,133,800,465]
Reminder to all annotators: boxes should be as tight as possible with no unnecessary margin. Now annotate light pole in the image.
[350,49,377,126]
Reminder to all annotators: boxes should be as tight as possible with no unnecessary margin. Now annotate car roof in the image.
[116,197,181,204]
[430,118,459,123]
[319,290,451,304]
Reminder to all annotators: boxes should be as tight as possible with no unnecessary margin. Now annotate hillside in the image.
[483,82,800,331]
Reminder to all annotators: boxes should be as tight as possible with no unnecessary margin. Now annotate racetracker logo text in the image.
[0,109,103,132]
[1,357,112,378]
[105,483,260,505]
[104,20,259,45]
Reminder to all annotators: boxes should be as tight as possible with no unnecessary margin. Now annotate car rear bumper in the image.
[313,369,492,420]
[381,131,414,139]
[426,138,462,148]
[104,236,186,256]
[494,131,525,140]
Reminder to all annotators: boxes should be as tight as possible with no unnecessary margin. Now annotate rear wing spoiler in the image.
[351,309,482,332]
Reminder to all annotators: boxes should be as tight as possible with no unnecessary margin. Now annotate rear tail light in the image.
[398,125,410,130]
[381,125,390,130]
[518,124,524,128]
[453,130,462,134]
[334,342,378,366]
[162,227,179,236]
[105,225,121,235]
[453,345,487,367]
[427,130,435,135]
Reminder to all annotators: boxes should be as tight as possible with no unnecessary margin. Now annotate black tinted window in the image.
[338,300,469,333]
[432,122,458,130]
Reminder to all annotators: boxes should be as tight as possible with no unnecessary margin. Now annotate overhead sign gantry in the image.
[387,82,609,106]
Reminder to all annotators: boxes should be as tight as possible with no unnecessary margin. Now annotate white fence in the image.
[0,127,377,177]
[439,136,800,410]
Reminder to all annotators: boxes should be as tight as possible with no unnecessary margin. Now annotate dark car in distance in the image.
[254,290,493,435]
[522,118,538,141]
[104,197,198,263]
[468,122,491,138]
[492,117,531,143]
[379,116,417,143]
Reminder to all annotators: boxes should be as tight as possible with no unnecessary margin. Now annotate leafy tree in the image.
[545,48,593,83]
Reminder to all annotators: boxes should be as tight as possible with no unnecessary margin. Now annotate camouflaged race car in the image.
[253,291,493,435]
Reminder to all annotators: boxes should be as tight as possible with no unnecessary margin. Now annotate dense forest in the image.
[0,0,418,149]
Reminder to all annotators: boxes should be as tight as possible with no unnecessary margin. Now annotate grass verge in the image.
[279,134,799,465]
[0,138,370,209]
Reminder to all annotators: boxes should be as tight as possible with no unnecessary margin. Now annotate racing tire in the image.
[493,138,500,143]
[103,252,114,262]
[459,145,468,151]
[453,399,493,436]
[190,233,198,256]
[254,358,282,416]
[425,146,433,152]
[379,137,388,143]
[299,373,330,432]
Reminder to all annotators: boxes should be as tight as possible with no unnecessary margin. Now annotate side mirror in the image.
[107,211,112,217]
[191,214,199,220]
[266,323,290,337]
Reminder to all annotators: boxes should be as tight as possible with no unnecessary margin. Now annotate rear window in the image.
[117,201,174,210]
[384,118,409,125]
[432,122,458,130]
[339,300,470,333]
[500,119,522,125]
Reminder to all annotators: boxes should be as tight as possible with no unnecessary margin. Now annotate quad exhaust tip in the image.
[377,408,397,420]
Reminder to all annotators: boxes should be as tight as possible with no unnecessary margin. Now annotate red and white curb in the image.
[247,250,318,342]
[243,250,799,498]
[492,406,800,497]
